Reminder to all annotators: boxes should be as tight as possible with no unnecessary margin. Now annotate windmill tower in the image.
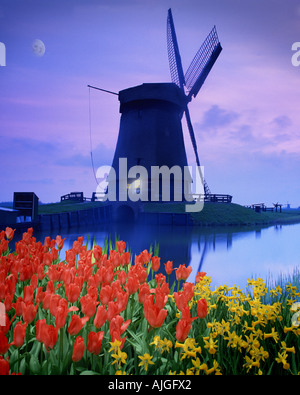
[104,9,227,220]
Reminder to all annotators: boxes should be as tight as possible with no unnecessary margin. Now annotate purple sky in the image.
[1,0,300,206]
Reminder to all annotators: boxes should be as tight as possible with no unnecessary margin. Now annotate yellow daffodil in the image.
[138,353,154,372]
[111,348,127,369]
[275,351,290,370]
[263,328,279,343]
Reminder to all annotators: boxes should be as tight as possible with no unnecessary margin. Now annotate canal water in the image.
[27,221,300,291]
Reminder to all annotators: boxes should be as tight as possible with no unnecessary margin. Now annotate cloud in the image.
[271,115,292,130]
[0,135,58,164]
[55,143,114,168]
[198,105,240,131]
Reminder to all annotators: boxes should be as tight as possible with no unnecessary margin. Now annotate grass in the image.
[144,202,300,226]
[37,201,106,215]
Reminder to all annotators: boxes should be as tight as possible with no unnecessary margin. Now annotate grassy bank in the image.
[37,201,105,215]
[144,202,300,226]
[32,200,300,226]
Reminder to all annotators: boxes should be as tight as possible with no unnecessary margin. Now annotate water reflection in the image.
[24,221,300,290]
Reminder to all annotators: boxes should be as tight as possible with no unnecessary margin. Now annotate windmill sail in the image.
[185,26,222,100]
[167,9,185,89]
[167,8,215,196]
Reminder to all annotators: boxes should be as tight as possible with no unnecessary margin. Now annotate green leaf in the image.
[80,370,100,375]
[126,328,145,354]
[29,354,41,375]
[19,357,27,375]
[9,349,19,367]
[31,340,41,358]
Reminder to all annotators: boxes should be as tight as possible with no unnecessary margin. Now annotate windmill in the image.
[167,8,222,197]
[90,8,231,220]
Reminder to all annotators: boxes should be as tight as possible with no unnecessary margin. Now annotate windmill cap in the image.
[118,83,187,113]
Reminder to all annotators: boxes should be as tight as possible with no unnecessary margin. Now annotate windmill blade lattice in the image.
[167,9,186,89]
[185,26,222,100]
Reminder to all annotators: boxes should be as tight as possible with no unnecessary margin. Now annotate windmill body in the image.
[111,82,191,203]
[104,8,231,220]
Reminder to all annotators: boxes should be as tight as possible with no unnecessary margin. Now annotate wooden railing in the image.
[193,194,233,203]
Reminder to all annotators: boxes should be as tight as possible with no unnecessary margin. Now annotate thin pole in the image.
[88,86,99,185]
[87,84,118,96]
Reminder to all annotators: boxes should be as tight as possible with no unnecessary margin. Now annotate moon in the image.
[32,39,45,57]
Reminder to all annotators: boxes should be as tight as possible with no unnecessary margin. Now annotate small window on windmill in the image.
[127,179,141,193]
[134,179,141,193]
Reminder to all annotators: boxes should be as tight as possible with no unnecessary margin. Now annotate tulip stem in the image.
[17,348,20,373]
[177,280,181,292]
[85,319,90,364]
[59,328,63,373]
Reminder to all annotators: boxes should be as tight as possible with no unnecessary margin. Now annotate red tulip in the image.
[68,315,89,336]
[41,324,58,351]
[92,245,102,263]
[109,315,130,349]
[138,283,150,304]
[100,285,114,305]
[30,274,38,289]
[116,240,126,254]
[65,283,81,303]
[55,235,65,250]
[4,294,13,313]
[107,301,120,322]
[136,249,152,265]
[63,266,75,285]
[55,304,68,329]
[35,287,44,304]
[197,298,207,319]
[72,336,85,362]
[42,251,53,267]
[0,313,12,335]
[22,302,38,324]
[121,251,131,267]
[12,321,27,348]
[37,264,46,280]
[47,265,61,282]
[182,282,195,301]
[116,290,129,313]
[117,270,127,286]
[23,285,34,304]
[0,355,9,375]
[0,332,9,355]
[126,274,139,295]
[5,227,15,241]
[49,294,61,317]
[5,274,16,295]
[176,317,192,343]
[143,294,167,329]
[36,319,47,342]
[94,305,107,329]
[175,307,197,342]
[130,263,147,284]
[151,256,160,272]
[164,261,173,275]
[87,331,104,355]
[173,291,189,311]
[195,271,207,283]
[42,291,52,311]
[152,286,168,310]
[175,264,192,281]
